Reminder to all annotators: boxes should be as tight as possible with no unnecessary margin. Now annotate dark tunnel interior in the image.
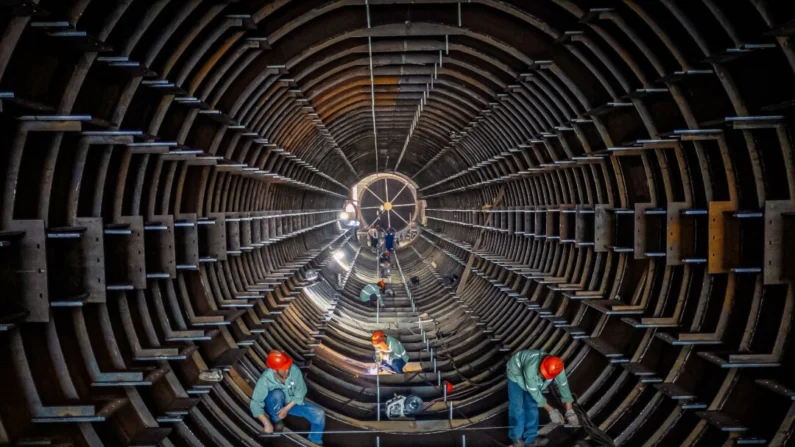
[1,0,795,446]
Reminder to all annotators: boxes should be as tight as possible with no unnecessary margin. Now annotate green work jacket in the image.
[375,335,409,364]
[250,365,307,418]
[506,349,573,407]
[360,284,385,306]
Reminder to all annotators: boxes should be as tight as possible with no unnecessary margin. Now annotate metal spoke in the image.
[364,185,384,203]
[384,179,391,228]
[361,176,416,232]
[391,182,409,202]
[391,210,409,225]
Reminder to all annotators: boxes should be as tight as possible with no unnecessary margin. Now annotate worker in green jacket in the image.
[360,283,384,307]
[371,330,409,373]
[506,350,579,447]
[250,351,325,445]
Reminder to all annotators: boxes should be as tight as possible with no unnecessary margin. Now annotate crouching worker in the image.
[506,351,579,447]
[372,330,409,373]
[378,280,394,297]
[360,283,384,308]
[250,351,325,445]
[379,250,391,265]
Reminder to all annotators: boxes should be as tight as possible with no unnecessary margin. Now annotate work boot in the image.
[273,421,285,432]
[527,437,550,447]
[508,440,524,447]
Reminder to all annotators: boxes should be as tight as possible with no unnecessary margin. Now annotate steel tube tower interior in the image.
[0,1,794,446]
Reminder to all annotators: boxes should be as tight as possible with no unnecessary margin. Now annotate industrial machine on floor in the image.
[385,394,424,419]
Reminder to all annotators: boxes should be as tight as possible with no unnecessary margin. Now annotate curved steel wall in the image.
[0,1,794,446]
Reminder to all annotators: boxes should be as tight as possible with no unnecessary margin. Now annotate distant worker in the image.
[250,351,325,445]
[360,283,384,308]
[442,274,460,288]
[368,225,379,251]
[384,227,396,251]
[371,330,409,374]
[379,250,391,265]
[376,224,384,245]
[506,350,579,447]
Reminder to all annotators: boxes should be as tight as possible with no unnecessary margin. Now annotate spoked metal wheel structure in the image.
[358,173,417,231]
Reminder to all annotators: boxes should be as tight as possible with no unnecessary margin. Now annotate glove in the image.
[565,409,580,427]
[548,409,565,425]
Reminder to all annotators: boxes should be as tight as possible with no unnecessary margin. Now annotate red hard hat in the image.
[372,330,386,344]
[539,356,564,380]
[266,351,293,371]
[384,250,390,255]
[443,381,454,394]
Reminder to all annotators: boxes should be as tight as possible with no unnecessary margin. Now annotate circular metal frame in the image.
[356,172,418,231]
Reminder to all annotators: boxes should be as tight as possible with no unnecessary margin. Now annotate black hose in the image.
[549,386,615,447]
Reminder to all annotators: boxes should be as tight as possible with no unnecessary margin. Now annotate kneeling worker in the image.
[360,283,384,308]
[372,330,409,373]
[506,350,579,447]
[378,280,394,297]
[250,351,325,445]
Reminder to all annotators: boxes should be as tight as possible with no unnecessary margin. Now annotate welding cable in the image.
[549,386,615,447]
[259,425,524,437]
[574,403,615,447]
[341,251,601,444]
[412,324,504,410]
[332,275,525,446]
[425,318,510,393]
[422,320,593,447]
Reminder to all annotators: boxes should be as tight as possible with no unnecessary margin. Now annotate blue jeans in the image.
[383,358,406,373]
[265,390,325,444]
[508,379,539,444]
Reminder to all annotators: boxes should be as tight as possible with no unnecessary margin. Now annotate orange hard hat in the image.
[372,330,386,344]
[266,351,293,371]
[378,280,386,288]
[539,356,564,380]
